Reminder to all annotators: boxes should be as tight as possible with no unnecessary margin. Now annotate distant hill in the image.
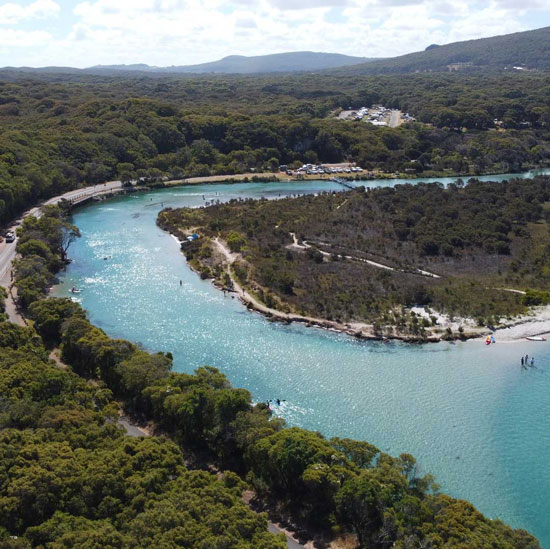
[4,26,550,77]
[336,26,550,74]
[0,66,83,74]
[91,63,153,72]
[91,52,375,74]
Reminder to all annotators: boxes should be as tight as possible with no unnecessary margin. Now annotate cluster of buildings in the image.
[353,105,390,124]
[338,105,415,127]
[282,164,364,176]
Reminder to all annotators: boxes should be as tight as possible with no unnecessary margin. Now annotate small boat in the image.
[70,287,81,294]
[526,336,547,342]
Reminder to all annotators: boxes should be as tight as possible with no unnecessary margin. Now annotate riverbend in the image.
[52,173,550,547]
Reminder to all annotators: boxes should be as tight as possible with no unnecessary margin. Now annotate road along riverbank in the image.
[0,181,128,324]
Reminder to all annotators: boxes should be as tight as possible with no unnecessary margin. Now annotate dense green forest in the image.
[0,319,285,548]
[160,176,550,331]
[2,70,550,228]
[0,203,539,547]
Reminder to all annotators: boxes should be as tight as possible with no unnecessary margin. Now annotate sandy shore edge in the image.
[162,230,550,344]
[480,306,550,343]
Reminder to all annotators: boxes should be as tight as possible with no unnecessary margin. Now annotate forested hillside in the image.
[2,71,550,230]
[0,204,539,548]
[338,26,550,74]
[92,52,373,74]
[0,321,286,548]
[160,176,550,331]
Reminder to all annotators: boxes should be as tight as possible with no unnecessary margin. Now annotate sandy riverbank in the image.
[209,237,427,342]
[170,235,482,343]
[166,172,281,185]
[164,172,358,187]
[412,304,550,343]
[231,277,549,344]
[481,306,550,342]
[165,230,550,344]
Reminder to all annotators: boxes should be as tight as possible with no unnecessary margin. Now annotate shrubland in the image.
[160,176,550,329]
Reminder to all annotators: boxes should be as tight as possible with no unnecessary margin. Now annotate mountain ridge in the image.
[335,26,550,74]
[88,51,375,74]
[3,26,550,76]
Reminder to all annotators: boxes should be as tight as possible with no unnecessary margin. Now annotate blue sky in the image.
[1,0,549,67]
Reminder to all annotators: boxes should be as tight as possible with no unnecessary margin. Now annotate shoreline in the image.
[164,229,550,345]
[218,266,550,344]
[167,232,489,344]
[474,307,550,343]
[5,172,550,345]
[162,164,550,187]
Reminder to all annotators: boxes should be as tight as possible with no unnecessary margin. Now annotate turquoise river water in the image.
[54,171,550,546]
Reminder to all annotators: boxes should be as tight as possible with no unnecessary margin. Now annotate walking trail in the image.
[213,237,377,338]
[287,233,440,278]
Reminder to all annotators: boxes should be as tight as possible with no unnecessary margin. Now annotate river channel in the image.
[54,170,550,546]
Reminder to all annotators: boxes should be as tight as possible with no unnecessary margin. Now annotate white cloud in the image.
[0,28,51,48]
[1,0,549,67]
[491,0,546,8]
[235,16,257,28]
[446,7,526,43]
[269,0,350,9]
[0,0,60,25]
